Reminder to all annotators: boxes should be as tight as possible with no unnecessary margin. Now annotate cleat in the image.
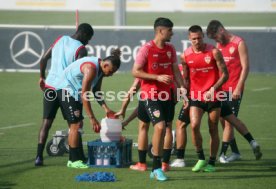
[35,156,43,166]
[203,164,216,172]
[67,160,89,169]
[250,140,262,160]
[162,162,170,172]
[150,168,168,181]
[226,153,241,162]
[192,160,206,172]
[219,154,229,164]
[130,162,147,171]
[170,159,186,167]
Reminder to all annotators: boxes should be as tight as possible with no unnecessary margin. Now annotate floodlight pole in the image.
[114,0,126,26]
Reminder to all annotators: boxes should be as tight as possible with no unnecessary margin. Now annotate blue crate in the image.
[87,139,132,168]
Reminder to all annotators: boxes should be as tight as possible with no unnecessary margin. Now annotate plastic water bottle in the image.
[96,146,103,166]
[103,147,110,166]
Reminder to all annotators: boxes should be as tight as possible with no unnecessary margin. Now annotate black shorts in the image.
[220,101,234,117]
[178,105,190,124]
[56,90,84,124]
[43,88,60,119]
[137,99,175,126]
[223,91,243,116]
[190,99,221,112]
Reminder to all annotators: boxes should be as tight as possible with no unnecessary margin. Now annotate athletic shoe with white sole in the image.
[219,154,229,164]
[250,140,263,160]
[150,168,168,181]
[226,153,241,162]
[170,159,186,167]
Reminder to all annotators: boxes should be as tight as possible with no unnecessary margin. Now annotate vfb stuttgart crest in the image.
[204,55,211,64]
[229,46,235,54]
[167,51,171,59]
[152,62,158,70]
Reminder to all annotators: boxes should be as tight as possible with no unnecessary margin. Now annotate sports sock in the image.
[230,138,240,154]
[138,150,147,163]
[176,149,185,159]
[220,141,229,155]
[162,149,172,163]
[37,143,45,158]
[152,156,162,171]
[243,132,254,144]
[70,147,80,162]
[208,156,216,166]
[196,149,205,160]
[78,134,86,161]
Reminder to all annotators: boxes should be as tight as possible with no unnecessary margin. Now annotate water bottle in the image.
[96,146,103,166]
[103,147,110,166]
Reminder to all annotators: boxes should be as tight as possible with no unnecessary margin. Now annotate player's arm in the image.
[81,64,100,132]
[235,40,249,98]
[132,46,172,85]
[121,107,138,129]
[39,46,52,90]
[92,77,115,117]
[76,46,88,60]
[181,56,190,92]
[212,48,229,91]
[115,79,140,119]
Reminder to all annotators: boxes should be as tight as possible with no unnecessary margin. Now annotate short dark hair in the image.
[77,23,94,37]
[206,20,224,38]
[188,25,203,33]
[154,17,173,29]
[103,48,121,70]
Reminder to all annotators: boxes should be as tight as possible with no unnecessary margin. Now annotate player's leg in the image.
[57,89,88,168]
[226,94,243,161]
[190,101,206,172]
[161,100,175,172]
[204,104,220,172]
[170,105,190,167]
[130,120,149,171]
[224,114,262,160]
[35,89,59,166]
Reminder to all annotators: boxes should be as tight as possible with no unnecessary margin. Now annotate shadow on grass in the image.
[0,181,16,189]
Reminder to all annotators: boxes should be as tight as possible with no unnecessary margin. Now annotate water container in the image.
[100,118,122,142]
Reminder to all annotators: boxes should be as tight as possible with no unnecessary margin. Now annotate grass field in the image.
[0,10,276,26]
[0,9,276,189]
[0,72,276,189]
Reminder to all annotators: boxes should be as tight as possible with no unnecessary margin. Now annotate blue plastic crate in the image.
[87,139,132,168]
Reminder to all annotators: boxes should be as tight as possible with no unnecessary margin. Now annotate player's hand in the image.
[182,98,189,109]
[232,88,242,100]
[156,75,173,85]
[115,108,126,119]
[106,110,118,119]
[39,77,45,91]
[121,120,128,130]
[89,117,101,133]
[204,87,215,101]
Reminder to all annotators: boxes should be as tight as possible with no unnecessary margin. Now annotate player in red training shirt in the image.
[132,17,188,181]
[207,20,252,163]
[182,25,228,172]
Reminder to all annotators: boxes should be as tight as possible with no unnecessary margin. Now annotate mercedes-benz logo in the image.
[10,31,45,68]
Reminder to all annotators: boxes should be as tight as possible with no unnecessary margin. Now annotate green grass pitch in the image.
[0,72,276,189]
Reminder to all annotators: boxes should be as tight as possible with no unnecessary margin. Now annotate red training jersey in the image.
[183,44,220,102]
[135,40,177,100]
[217,35,243,92]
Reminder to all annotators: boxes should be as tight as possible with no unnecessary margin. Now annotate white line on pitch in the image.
[0,123,35,130]
[251,87,272,92]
